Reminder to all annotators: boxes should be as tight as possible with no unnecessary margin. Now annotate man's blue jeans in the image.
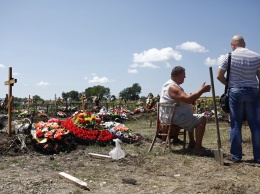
[229,87,260,162]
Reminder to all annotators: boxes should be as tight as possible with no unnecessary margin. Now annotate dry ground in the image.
[0,116,260,194]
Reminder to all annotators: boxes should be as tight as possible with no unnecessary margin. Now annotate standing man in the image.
[217,35,260,163]
[160,66,211,156]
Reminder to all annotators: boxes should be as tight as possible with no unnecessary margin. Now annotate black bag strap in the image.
[224,53,231,94]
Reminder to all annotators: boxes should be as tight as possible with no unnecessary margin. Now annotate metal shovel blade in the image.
[213,148,224,165]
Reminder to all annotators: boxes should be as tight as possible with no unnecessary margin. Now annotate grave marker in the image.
[27,95,32,113]
[80,92,86,111]
[4,67,17,136]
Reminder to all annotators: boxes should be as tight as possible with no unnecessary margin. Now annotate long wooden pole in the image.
[28,95,31,113]
[209,67,223,165]
[7,68,13,136]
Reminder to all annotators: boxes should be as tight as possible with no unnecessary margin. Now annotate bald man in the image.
[217,35,260,163]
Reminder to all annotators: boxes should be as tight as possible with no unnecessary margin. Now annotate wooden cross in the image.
[54,94,58,113]
[195,100,198,114]
[54,94,57,105]
[6,95,14,110]
[4,67,17,136]
[27,95,32,113]
[80,92,86,111]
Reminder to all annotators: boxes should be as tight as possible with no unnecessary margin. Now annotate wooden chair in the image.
[148,102,187,153]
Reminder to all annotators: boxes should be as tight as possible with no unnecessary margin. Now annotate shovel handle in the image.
[209,67,222,149]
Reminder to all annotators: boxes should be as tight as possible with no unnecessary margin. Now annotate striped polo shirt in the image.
[219,48,260,88]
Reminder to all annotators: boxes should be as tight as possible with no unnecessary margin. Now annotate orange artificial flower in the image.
[54,132,62,140]
[56,128,65,135]
[113,126,129,132]
[45,131,53,139]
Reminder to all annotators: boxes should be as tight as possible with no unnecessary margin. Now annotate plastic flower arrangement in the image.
[61,112,114,146]
[61,119,99,143]
[103,122,139,143]
[31,118,76,154]
[72,111,102,129]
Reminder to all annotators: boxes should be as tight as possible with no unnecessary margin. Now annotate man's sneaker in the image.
[226,155,241,163]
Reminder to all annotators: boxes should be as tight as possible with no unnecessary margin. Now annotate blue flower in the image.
[116,131,122,136]
[123,133,129,138]
[108,128,116,134]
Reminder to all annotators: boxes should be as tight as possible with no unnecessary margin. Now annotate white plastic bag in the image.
[109,138,125,160]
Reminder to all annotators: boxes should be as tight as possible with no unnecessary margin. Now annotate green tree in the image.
[32,95,44,104]
[62,90,79,101]
[131,83,142,100]
[84,85,110,99]
[119,83,141,101]
[61,92,69,101]
[69,91,80,101]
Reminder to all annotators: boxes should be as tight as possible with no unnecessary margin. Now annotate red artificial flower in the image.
[36,129,43,137]
[85,112,92,117]
[48,118,61,124]
[43,144,49,149]
[54,143,58,150]
[97,130,114,142]
[95,118,102,124]
[61,118,113,143]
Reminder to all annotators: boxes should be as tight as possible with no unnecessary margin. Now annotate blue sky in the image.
[1,0,260,100]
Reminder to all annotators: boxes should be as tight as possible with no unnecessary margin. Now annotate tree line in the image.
[11,83,143,103]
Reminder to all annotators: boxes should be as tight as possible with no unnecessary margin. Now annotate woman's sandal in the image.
[188,144,195,149]
[172,138,183,144]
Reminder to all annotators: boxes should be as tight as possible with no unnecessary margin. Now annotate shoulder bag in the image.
[220,53,231,113]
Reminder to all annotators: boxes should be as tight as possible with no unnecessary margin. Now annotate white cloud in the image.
[165,62,171,68]
[128,69,138,74]
[176,42,209,52]
[133,47,182,63]
[13,72,19,75]
[83,76,88,80]
[204,54,225,66]
[129,63,160,71]
[0,64,6,68]
[139,62,160,69]
[130,63,139,68]
[36,81,50,87]
[88,75,111,84]
[129,47,181,73]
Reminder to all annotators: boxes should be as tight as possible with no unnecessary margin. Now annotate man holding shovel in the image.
[160,66,211,156]
[217,35,260,163]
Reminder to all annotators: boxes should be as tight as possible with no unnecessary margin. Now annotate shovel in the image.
[209,67,224,165]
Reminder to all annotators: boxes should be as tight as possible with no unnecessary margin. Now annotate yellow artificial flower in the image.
[85,117,92,122]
